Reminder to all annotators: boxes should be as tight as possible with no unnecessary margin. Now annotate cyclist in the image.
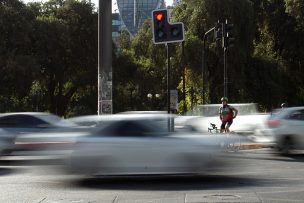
[219,97,238,133]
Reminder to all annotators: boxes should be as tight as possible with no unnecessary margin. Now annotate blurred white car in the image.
[67,112,173,130]
[0,112,80,154]
[66,115,108,127]
[179,103,270,134]
[0,129,15,155]
[0,112,77,136]
[14,114,171,155]
[67,116,237,176]
[257,107,304,154]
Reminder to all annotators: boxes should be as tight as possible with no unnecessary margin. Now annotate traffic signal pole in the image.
[182,41,186,114]
[222,19,234,98]
[166,43,171,131]
[98,0,112,115]
[202,27,216,104]
[151,9,184,132]
[224,47,228,98]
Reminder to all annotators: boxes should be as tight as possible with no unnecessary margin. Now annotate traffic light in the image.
[214,21,222,42]
[152,10,167,42]
[223,19,235,48]
[152,9,184,44]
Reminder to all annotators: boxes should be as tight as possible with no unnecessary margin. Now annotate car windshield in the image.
[93,119,169,137]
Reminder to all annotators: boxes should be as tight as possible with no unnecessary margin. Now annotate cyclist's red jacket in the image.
[219,105,234,122]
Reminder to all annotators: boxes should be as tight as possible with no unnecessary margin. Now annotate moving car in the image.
[257,107,304,154]
[67,115,238,176]
[0,129,15,155]
[0,112,78,154]
[0,112,77,135]
[13,113,170,155]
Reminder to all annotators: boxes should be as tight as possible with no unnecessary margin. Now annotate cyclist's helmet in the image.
[221,97,228,102]
[281,103,288,108]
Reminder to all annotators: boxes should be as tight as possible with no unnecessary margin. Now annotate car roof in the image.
[271,106,304,118]
[283,106,304,111]
[0,112,53,116]
[273,106,304,113]
[0,112,77,127]
[68,113,174,122]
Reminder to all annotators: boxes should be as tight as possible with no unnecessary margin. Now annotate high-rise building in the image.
[112,13,124,45]
[117,0,165,37]
[172,0,182,7]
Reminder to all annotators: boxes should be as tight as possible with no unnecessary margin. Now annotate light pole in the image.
[202,27,215,104]
[98,0,112,115]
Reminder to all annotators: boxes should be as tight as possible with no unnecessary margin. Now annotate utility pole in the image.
[182,41,186,114]
[202,27,216,104]
[166,43,171,130]
[98,0,112,115]
[222,19,234,98]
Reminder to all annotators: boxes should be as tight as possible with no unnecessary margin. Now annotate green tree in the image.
[173,0,255,106]
[31,0,98,116]
[0,0,38,112]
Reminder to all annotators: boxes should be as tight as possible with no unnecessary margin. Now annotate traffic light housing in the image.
[223,19,235,48]
[152,9,184,44]
[214,21,222,41]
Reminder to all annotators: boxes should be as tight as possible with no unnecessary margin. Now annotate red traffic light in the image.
[152,9,184,44]
[154,12,164,22]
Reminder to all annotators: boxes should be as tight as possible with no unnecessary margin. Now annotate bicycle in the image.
[208,123,220,133]
[208,123,241,152]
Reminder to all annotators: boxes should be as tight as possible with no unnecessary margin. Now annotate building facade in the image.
[172,0,182,7]
[112,13,124,45]
[117,0,165,37]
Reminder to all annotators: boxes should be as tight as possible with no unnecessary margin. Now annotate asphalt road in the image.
[1,149,304,203]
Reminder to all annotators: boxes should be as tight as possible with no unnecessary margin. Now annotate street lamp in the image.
[147,93,160,110]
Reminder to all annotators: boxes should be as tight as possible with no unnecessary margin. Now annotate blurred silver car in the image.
[0,129,15,155]
[257,107,304,154]
[13,114,169,155]
[67,116,233,176]
[0,112,78,153]
[0,112,76,135]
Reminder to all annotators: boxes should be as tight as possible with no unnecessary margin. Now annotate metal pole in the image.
[224,47,228,97]
[182,41,186,114]
[98,0,112,115]
[202,35,206,104]
[202,27,215,104]
[166,43,171,131]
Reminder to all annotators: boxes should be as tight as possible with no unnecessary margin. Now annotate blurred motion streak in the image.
[66,113,247,176]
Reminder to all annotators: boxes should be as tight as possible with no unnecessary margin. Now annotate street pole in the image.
[166,43,171,131]
[98,0,112,115]
[224,47,228,98]
[182,41,186,114]
[202,27,215,104]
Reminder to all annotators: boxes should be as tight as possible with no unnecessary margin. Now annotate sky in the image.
[22,0,174,12]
